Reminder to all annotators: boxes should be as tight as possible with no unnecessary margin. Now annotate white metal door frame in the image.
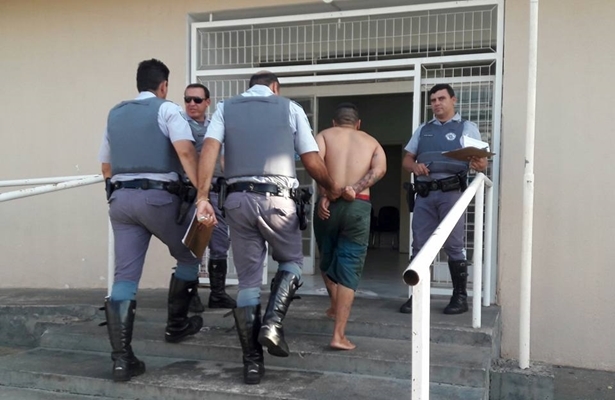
[190,0,504,303]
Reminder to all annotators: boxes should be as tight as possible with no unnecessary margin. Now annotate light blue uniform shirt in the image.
[98,92,194,183]
[404,113,482,155]
[205,85,318,189]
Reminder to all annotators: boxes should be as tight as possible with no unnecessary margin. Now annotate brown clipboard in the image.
[442,147,495,161]
[182,211,214,259]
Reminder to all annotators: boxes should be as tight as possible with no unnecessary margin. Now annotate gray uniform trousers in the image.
[208,191,231,260]
[223,192,303,290]
[109,188,200,284]
[411,189,466,261]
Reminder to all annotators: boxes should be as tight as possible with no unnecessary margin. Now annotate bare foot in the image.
[330,336,356,350]
[325,308,336,320]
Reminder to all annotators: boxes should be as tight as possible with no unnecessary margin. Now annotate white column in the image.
[520,0,540,370]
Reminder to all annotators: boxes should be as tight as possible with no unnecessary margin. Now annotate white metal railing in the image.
[0,175,112,294]
[402,172,494,400]
[0,175,104,201]
[1,174,264,295]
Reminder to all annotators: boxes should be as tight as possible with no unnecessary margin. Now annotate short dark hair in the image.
[428,84,455,98]
[249,72,279,88]
[185,83,210,99]
[333,102,360,125]
[136,59,170,92]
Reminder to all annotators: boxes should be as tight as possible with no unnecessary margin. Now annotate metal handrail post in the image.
[403,174,491,400]
[412,276,430,400]
[484,182,494,307]
[472,180,485,328]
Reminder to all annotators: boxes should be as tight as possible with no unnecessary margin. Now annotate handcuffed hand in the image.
[317,196,331,220]
[342,186,356,201]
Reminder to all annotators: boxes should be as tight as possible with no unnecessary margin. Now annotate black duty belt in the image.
[415,173,466,197]
[227,182,289,197]
[114,179,171,191]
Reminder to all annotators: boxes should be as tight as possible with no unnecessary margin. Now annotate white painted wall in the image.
[500,0,615,371]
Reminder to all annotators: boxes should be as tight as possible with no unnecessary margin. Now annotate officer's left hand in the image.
[196,199,218,227]
[469,157,488,172]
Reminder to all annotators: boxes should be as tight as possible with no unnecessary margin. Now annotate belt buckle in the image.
[430,182,439,191]
[248,183,255,192]
[140,180,149,190]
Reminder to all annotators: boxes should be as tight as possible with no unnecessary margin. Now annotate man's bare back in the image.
[316,126,386,197]
[314,113,387,351]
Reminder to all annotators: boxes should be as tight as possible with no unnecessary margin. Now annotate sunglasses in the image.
[184,96,207,104]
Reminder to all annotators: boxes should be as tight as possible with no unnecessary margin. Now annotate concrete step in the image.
[39,319,491,388]
[0,291,500,349]
[0,386,117,400]
[121,296,500,348]
[0,348,487,400]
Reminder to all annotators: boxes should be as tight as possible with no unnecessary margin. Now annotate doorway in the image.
[312,92,413,298]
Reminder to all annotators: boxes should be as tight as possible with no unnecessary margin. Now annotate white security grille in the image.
[196,6,497,70]
[197,77,249,114]
[191,1,504,297]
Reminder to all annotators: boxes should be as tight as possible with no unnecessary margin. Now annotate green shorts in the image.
[313,198,371,291]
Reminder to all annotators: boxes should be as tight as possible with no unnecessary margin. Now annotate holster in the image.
[173,182,197,225]
[216,178,227,217]
[105,178,114,201]
[415,182,431,198]
[293,187,313,231]
[403,182,415,212]
[458,173,468,191]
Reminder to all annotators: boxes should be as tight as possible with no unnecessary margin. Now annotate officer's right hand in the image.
[326,186,343,201]
[413,163,430,176]
[196,199,217,227]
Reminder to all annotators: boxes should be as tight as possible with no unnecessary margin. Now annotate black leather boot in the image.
[188,287,205,313]
[165,274,204,343]
[258,270,300,357]
[443,260,469,315]
[208,259,237,309]
[233,305,265,385]
[104,299,146,382]
[399,297,413,314]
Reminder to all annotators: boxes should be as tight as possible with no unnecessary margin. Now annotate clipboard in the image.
[442,147,495,161]
[182,210,214,259]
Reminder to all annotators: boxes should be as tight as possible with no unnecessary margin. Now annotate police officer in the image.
[195,71,340,385]
[399,84,487,315]
[183,83,236,312]
[98,59,203,382]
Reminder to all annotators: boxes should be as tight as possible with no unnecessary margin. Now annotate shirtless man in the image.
[314,103,387,350]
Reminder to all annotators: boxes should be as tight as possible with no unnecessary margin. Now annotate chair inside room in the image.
[373,206,400,249]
